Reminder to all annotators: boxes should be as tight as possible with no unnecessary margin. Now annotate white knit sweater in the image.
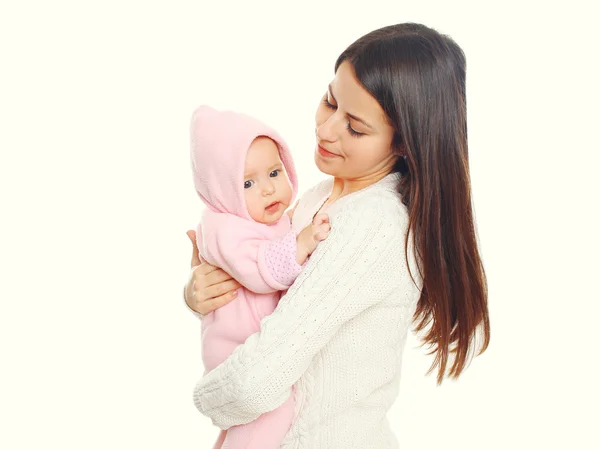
[193,172,423,449]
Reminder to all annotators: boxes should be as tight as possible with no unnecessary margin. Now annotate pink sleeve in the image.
[263,230,305,288]
[199,216,291,294]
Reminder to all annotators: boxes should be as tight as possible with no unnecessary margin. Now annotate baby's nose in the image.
[263,184,275,195]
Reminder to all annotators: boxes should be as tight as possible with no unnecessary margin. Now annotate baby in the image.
[189,105,330,449]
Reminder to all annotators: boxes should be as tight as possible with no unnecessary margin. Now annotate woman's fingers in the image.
[201,290,239,314]
[205,278,241,300]
[193,263,240,293]
[190,281,239,315]
[194,262,240,289]
[185,250,242,315]
[193,260,220,276]
[204,267,237,287]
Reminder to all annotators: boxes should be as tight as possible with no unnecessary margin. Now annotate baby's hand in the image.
[311,213,330,244]
[296,214,330,265]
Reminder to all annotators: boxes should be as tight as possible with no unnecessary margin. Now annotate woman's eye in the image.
[244,180,254,189]
[346,122,364,138]
[322,97,337,110]
[270,170,280,177]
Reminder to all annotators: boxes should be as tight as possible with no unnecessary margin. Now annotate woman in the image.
[184,22,490,449]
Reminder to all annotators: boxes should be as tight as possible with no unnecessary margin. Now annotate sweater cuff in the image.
[263,230,305,287]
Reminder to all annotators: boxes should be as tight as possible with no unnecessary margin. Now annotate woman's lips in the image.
[265,202,281,213]
[317,144,340,158]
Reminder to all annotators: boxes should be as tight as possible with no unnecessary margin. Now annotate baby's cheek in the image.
[284,181,294,204]
[245,195,261,221]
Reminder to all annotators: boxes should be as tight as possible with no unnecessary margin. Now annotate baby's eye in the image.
[270,170,280,178]
[244,180,254,189]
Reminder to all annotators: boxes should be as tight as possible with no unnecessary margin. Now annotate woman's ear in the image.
[392,132,405,156]
[392,143,409,174]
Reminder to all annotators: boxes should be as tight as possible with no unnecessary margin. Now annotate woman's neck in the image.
[329,169,393,202]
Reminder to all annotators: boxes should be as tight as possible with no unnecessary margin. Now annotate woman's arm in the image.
[193,198,409,429]
[184,230,241,317]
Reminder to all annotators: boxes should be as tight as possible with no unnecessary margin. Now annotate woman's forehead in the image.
[331,62,389,128]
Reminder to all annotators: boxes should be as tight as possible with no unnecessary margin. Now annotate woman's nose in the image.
[316,115,339,142]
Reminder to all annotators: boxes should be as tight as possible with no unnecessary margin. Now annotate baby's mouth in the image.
[265,202,281,213]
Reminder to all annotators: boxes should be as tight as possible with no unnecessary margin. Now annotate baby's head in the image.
[244,136,293,224]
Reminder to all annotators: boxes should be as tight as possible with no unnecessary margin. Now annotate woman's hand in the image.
[184,230,241,315]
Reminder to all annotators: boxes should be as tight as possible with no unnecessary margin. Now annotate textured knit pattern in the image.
[264,230,305,286]
[192,172,422,449]
[219,394,295,449]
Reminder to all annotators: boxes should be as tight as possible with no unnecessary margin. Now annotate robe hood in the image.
[190,105,299,221]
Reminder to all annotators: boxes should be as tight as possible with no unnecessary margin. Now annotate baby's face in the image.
[244,137,293,224]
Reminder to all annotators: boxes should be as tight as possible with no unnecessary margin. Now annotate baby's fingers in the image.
[314,222,331,241]
[312,213,329,226]
[317,222,331,233]
[314,230,329,241]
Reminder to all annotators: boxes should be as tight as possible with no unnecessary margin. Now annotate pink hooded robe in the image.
[190,105,299,449]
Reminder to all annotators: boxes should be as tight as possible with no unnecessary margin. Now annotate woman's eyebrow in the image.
[328,84,374,130]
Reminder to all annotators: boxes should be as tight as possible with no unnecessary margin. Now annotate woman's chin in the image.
[314,152,339,176]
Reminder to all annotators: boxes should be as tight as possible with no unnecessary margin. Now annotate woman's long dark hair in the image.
[336,23,490,385]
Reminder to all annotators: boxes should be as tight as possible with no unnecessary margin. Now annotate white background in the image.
[1,0,599,448]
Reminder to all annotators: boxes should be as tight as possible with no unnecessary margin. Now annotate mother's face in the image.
[314,61,398,180]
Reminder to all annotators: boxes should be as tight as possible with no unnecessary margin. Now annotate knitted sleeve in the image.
[192,198,407,429]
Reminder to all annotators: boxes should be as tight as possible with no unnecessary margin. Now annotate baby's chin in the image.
[258,210,284,225]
